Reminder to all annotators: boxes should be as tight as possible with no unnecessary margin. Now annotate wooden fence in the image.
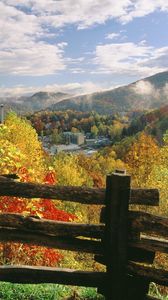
[0,171,167,299]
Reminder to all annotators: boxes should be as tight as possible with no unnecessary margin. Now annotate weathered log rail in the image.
[0,172,167,299]
[0,177,159,205]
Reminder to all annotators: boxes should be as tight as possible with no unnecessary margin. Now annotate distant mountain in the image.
[143,71,168,88]
[48,71,168,114]
[1,92,70,114]
[1,71,168,115]
[25,92,70,111]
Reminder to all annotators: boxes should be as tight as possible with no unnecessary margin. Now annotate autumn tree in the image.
[77,149,126,188]
[144,132,168,281]
[125,132,160,187]
[91,125,98,137]
[0,113,76,267]
[146,130,168,216]
[4,112,45,182]
[53,153,92,187]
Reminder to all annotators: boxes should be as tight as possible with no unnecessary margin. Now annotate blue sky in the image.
[0,0,168,97]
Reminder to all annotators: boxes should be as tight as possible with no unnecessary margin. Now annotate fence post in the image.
[104,171,131,300]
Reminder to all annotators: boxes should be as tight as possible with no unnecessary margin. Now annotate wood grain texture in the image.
[129,211,168,238]
[0,213,104,238]
[0,179,159,205]
[127,261,168,286]
[130,235,168,254]
[0,227,102,254]
[0,265,106,286]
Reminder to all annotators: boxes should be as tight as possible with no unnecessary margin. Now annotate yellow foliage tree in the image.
[53,153,92,187]
[125,132,160,187]
[2,112,45,182]
[146,130,168,216]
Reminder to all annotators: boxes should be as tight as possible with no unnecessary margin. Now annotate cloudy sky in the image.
[0,0,168,97]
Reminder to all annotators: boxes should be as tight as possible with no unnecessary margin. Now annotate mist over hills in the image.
[1,92,70,114]
[48,71,168,114]
[1,71,168,114]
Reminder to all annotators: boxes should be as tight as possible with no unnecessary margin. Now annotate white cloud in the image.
[105,32,121,40]
[2,0,168,30]
[0,42,66,76]
[33,0,168,28]
[0,1,168,77]
[0,81,107,98]
[94,42,168,77]
[162,83,168,95]
[139,40,147,46]
[130,79,168,103]
[119,0,168,23]
[131,80,155,95]
[0,2,66,76]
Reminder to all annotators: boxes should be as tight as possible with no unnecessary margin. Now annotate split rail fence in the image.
[0,171,168,299]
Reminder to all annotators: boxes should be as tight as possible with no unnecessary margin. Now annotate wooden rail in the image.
[0,172,167,300]
[0,262,166,287]
[0,177,159,205]
[0,210,167,239]
[0,214,104,238]
[0,265,106,286]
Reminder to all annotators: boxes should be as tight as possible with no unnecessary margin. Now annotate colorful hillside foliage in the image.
[0,112,76,266]
[0,111,168,273]
[122,104,168,143]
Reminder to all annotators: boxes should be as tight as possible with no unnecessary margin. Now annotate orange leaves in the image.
[37,199,76,222]
[89,172,104,188]
[0,188,76,266]
[0,196,27,214]
[0,113,78,267]
[44,171,57,185]
[1,243,63,267]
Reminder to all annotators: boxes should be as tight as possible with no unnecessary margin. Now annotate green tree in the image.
[51,129,64,145]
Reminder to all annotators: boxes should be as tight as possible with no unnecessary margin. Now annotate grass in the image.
[149,283,168,300]
[0,283,105,300]
[0,282,168,299]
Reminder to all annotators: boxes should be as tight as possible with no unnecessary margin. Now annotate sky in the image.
[0,0,168,97]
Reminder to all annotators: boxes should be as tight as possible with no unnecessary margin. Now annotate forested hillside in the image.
[1,111,168,298]
[122,104,168,142]
[48,71,168,114]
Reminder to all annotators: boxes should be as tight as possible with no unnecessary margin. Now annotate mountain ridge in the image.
[47,71,168,114]
[1,71,168,114]
[1,91,70,113]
